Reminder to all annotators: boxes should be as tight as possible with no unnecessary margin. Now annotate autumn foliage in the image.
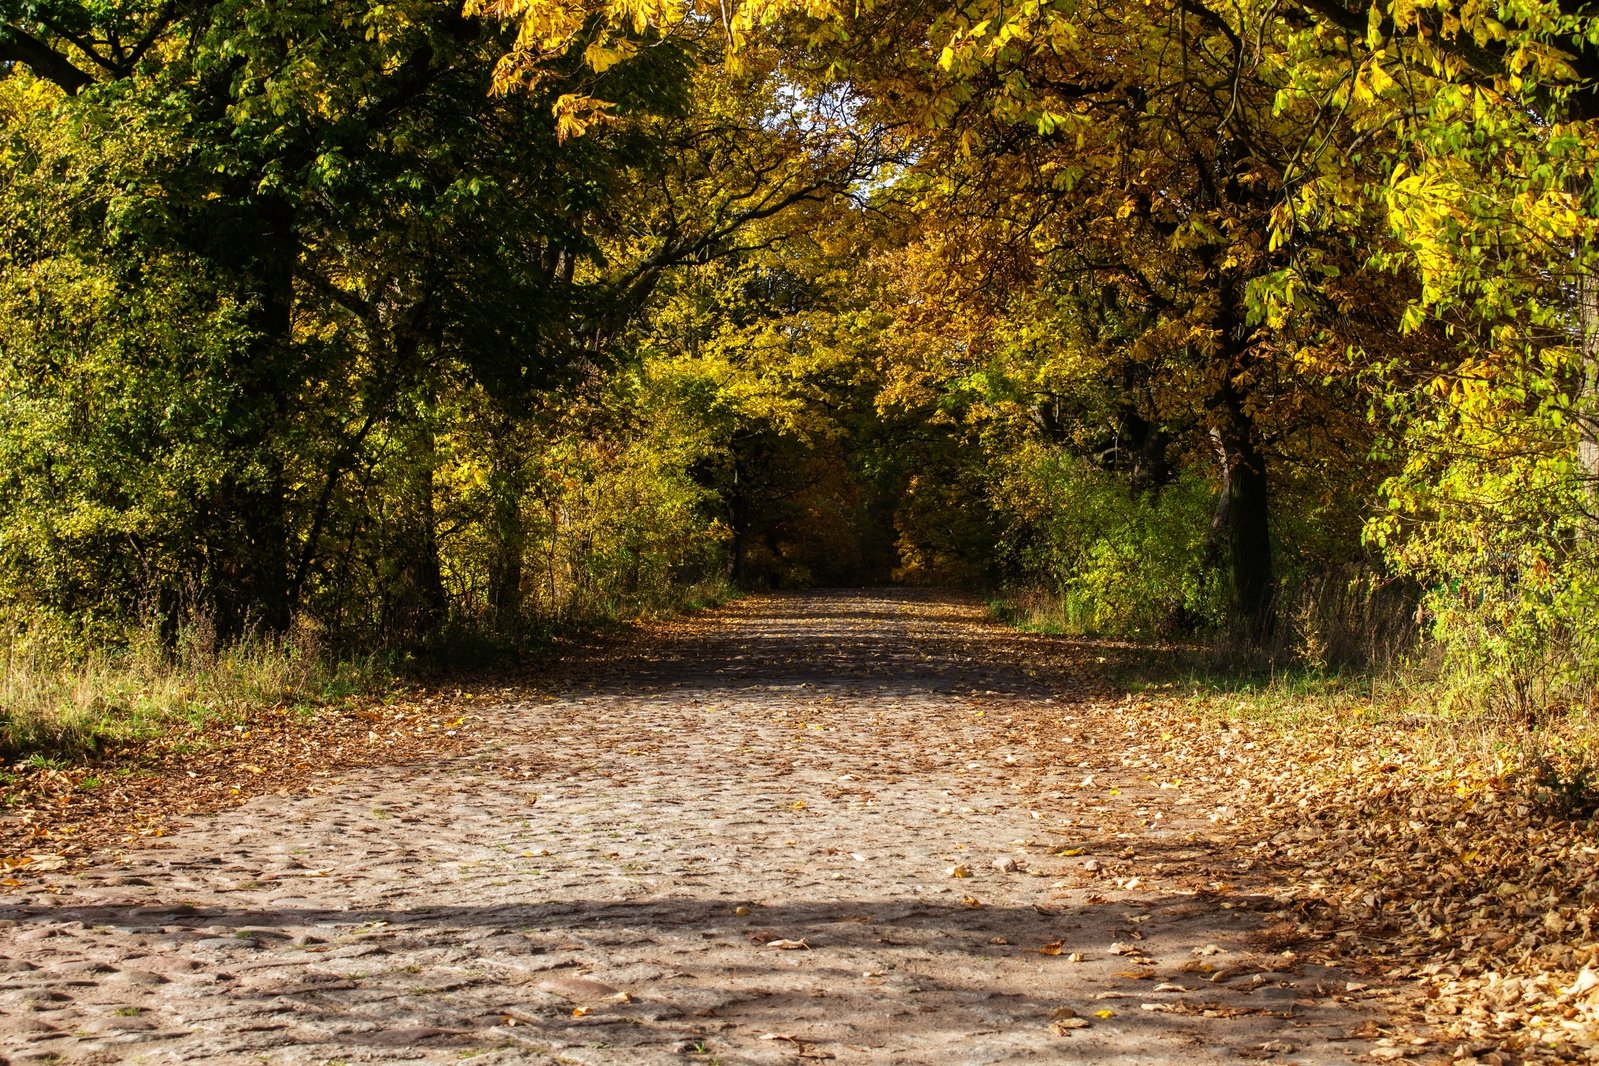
[4,0,1599,730]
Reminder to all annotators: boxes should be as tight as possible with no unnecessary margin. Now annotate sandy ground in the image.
[0,590,1395,1064]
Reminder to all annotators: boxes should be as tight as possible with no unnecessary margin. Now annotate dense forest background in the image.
[6,0,1599,734]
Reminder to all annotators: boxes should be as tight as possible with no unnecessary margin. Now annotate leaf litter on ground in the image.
[1096,692,1599,1064]
[3,600,1595,1063]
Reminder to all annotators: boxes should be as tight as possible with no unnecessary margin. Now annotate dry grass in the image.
[0,621,388,762]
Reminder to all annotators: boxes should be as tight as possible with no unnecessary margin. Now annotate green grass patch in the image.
[0,622,395,762]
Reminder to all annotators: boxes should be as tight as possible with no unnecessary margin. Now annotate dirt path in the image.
[0,590,1394,1064]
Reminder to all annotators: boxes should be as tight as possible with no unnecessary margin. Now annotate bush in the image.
[994,449,1227,637]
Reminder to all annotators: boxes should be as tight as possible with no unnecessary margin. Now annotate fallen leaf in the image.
[1039,940,1066,956]
[767,938,811,950]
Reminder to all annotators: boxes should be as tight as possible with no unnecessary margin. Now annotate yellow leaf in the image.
[1094,1009,1116,1019]
[582,37,636,72]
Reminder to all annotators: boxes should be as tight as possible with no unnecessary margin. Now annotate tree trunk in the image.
[211,192,297,640]
[386,421,448,643]
[1212,378,1275,640]
[1579,264,1599,490]
[1208,275,1275,643]
[487,416,527,632]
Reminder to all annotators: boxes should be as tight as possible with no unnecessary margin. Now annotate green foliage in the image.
[1372,410,1599,722]
[11,0,1599,753]
[995,452,1226,637]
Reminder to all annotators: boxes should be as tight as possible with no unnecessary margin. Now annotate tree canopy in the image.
[5,0,1599,712]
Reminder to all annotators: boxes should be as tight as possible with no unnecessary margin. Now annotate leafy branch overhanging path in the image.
[1,591,1414,1063]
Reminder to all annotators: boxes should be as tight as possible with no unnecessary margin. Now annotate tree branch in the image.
[0,25,94,93]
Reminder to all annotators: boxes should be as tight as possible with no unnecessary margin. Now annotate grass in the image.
[0,620,396,762]
[990,587,1599,815]
[0,578,741,765]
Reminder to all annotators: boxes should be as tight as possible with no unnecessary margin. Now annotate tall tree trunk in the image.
[1209,278,1276,642]
[211,192,296,640]
[487,416,527,632]
[1213,379,1275,639]
[386,420,448,643]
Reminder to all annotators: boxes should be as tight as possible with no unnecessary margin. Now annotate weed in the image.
[1526,754,1599,820]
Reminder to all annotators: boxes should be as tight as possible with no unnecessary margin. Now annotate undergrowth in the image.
[0,621,393,762]
[991,586,1599,817]
[0,576,738,763]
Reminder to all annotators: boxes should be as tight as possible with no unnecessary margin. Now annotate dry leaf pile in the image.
[1101,696,1599,1064]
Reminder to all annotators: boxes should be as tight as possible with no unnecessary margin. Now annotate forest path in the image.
[0,590,1390,1065]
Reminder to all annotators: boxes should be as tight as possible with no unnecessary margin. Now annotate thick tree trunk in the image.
[1209,278,1276,642]
[211,193,297,640]
[1214,381,1275,639]
[385,423,448,643]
